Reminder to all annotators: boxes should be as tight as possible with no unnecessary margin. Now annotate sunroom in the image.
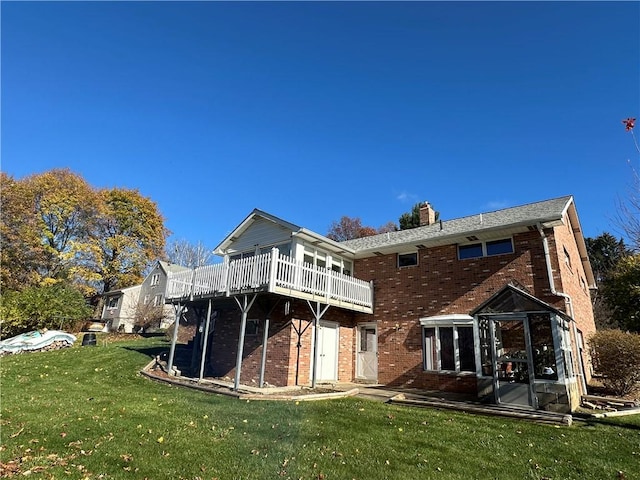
[421,284,581,413]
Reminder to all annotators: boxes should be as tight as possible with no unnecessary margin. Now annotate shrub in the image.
[589,329,640,396]
[0,283,92,338]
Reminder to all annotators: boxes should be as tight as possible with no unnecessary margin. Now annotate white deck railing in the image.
[166,250,373,310]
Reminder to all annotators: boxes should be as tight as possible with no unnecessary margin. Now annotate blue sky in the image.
[2,1,639,252]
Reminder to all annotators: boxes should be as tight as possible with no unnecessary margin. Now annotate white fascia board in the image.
[292,228,357,256]
[420,314,474,326]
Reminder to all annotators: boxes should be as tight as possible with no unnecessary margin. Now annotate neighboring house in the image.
[101,285,141,333]
[165,196,596,413]
[101,261,190,333]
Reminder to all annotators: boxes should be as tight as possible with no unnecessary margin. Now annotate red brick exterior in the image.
[207,299,357,387]
[350,225,594,393]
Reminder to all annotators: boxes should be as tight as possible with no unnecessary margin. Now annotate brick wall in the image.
[351,229,592,391]
[207,298,357,387]
[547,215,597,385]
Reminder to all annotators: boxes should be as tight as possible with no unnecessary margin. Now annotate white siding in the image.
[225,217,294,254]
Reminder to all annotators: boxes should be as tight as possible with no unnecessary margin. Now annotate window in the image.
[106,297,119,309]
[331,258,353,276]
[245,319,259,336]
[230,251,255,261]
[304,247,327,269]
[150,273,160,286]
[458,243,483,260]
[458,238,513,260]
[398,252,418,267]
[143,294,150,305]
[529,313,558,380]
[152,294,163,307]
[486,239,514,256]
[564,247,572,270]
[422,322,476,373]
[260,242,292,257]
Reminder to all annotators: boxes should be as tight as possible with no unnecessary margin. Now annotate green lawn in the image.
[1,336,639,480]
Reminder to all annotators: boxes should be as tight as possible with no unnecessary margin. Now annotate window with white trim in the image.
[106,297,119,309]
[458,238,514,260]
[152,294,163,307]
[259,242,292,257]
[422,322,476,373]
[398,252,418,268]
[303,246,327,269]
[150,273,160,286]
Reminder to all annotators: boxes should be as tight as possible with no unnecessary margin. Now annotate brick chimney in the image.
[419,202,436,226]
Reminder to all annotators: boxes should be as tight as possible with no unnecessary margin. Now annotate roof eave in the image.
[351,217,564,258]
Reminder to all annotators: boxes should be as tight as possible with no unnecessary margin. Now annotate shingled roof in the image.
[341,195,575,255]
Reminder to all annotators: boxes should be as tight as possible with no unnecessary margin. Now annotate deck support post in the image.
[198,299,213,383]
[167,302,184,375]
[257,299,281,388]
[308,300,330,389]
[259,316,270,387]
[233,294,257,391]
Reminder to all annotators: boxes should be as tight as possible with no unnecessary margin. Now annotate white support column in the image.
[167,303,183,375]
[307,300,330,388]
[233,294,257,391]
[198,299,213,383]
[259,316,270,387]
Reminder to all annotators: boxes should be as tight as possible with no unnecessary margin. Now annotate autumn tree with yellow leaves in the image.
[1,169,169,328]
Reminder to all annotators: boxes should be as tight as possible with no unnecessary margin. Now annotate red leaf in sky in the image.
[622,117,636,131]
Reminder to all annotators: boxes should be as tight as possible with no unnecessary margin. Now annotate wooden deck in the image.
[165,249,373,313]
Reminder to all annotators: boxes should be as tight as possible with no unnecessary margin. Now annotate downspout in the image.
[537,223,588,396]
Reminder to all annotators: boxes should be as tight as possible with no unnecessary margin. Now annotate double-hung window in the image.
[421,315,476,373]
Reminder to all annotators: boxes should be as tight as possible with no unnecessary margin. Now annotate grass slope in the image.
[1,336,639,479]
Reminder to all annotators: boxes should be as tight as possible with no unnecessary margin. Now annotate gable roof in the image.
[470,283,570,320]
[341,196,574,255]
[103,284,142,296]
[158,260,191,275]
[214,208,356,257]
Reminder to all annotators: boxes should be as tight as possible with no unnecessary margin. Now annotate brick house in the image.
[165,196,596,412]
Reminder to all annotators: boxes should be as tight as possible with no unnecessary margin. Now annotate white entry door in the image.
[315,321,339,382]
[356,324,377,381]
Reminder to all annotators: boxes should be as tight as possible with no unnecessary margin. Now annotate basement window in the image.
[398,252,418,268]
[245,319,259,336]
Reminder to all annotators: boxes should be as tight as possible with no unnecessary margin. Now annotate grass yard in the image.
[1,336,639,480]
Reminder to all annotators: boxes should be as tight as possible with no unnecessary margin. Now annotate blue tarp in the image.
[0,330,77,354]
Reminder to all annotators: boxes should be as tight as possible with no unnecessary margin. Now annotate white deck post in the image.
[167,302,183,375]
[308,300,330,388]
[259,316,270,387]
[198,299,213,382]
[233,294,257,391]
